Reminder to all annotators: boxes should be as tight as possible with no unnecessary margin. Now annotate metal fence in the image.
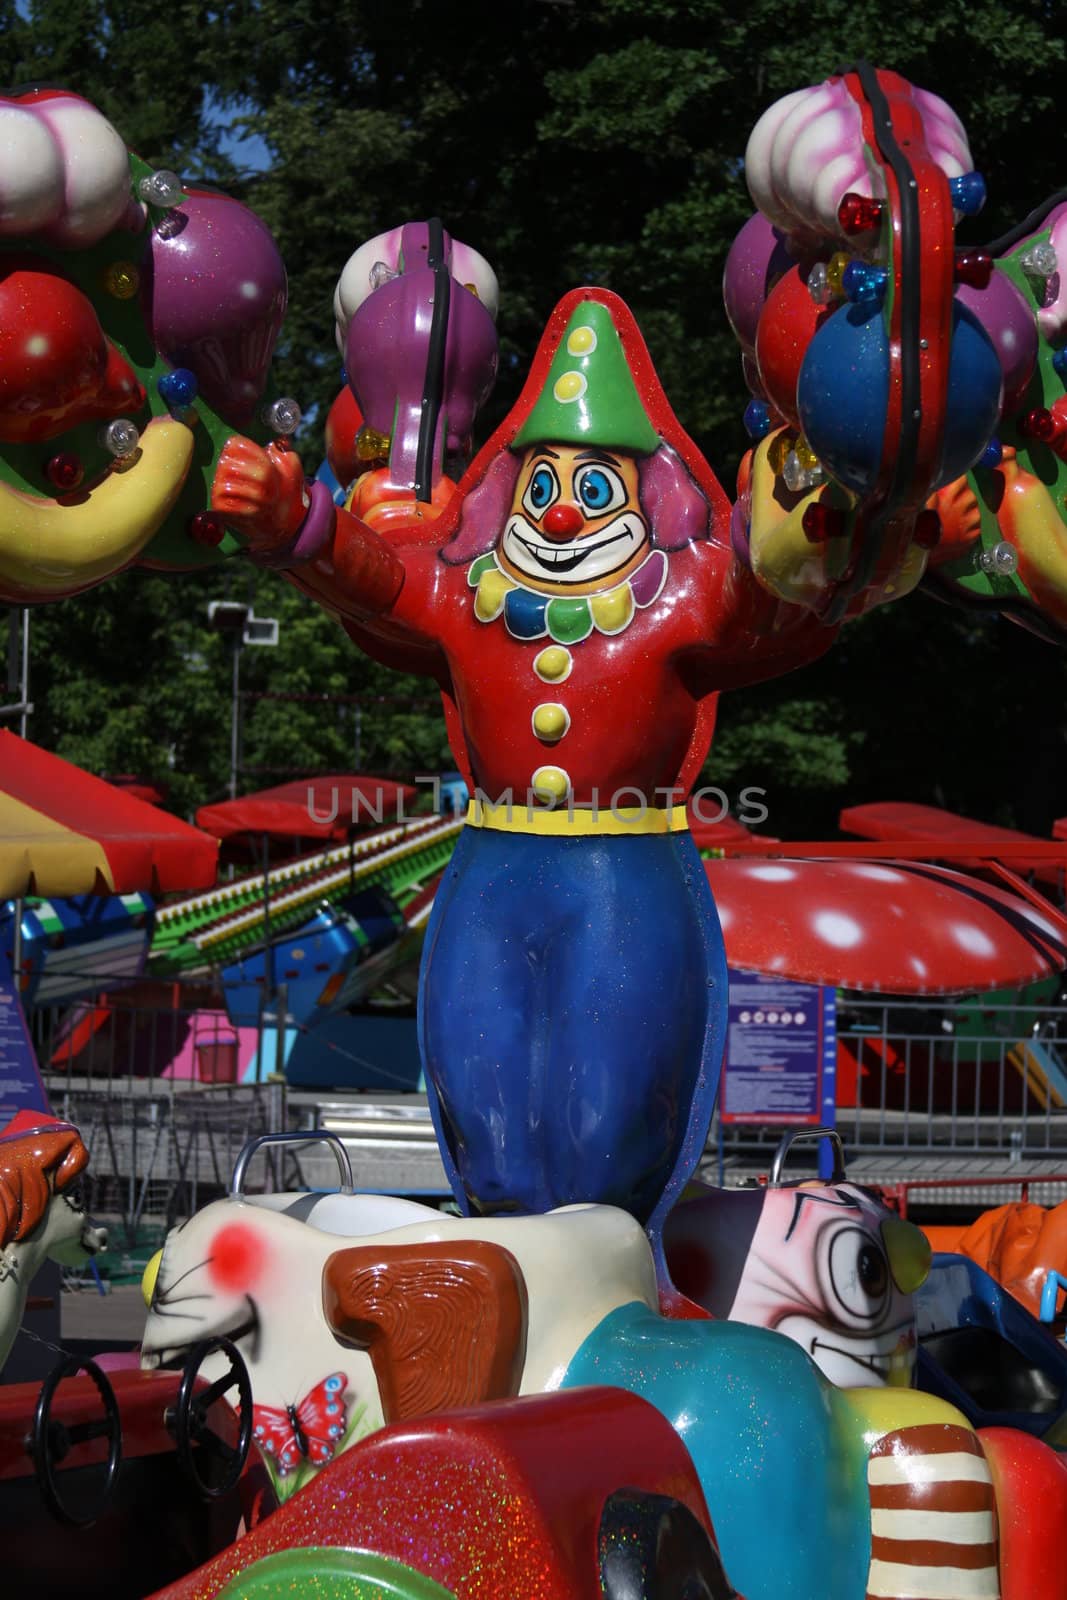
[25,980,1067,1237]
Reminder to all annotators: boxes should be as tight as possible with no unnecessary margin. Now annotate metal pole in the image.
[230,637,241,800]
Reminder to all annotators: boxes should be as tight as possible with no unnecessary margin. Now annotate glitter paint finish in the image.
[981,1427,1067,1600]
[148,1387,716,1600]
[560,1303,871,1600]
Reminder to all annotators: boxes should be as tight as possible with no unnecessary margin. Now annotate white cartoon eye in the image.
[823,1225,891,1325]
[522,462,560,519]
[574,463,627,516]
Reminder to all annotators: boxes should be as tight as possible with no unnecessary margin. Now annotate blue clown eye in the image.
[574,463,626,515]
[529,468,556,508]
[521,461,560,519]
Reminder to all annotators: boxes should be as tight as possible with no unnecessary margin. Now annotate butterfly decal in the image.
[249,1371,349,1477]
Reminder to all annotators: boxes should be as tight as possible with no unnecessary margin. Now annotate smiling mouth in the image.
[514,524,636,573]
[810,1338,892,1377]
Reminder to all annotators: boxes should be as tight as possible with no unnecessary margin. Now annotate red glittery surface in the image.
[148,1387,715,1600]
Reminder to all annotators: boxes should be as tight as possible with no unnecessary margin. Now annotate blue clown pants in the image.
[418,825,727,1225]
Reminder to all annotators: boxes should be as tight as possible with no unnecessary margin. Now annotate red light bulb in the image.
[189,512,226,547]
[954,251,994,290]
[45,452,84,492]
[802,502,846,543]
[837,193,884,236]
[1018,408,1056,442]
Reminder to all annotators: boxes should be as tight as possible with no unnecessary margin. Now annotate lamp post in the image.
[206,602,279,799]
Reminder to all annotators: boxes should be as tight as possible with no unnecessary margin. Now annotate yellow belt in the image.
[465,800,689,837]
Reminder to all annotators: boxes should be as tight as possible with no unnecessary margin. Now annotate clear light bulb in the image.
[137,169,184,209]
[265,397,301,436]
[99,418,140,458]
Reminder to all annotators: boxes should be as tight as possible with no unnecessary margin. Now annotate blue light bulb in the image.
[743,398,771,441]
[949,172,987,217]
[158,367,198,409]
[842,260,888,307]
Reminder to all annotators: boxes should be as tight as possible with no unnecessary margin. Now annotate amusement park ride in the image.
[7,61,1067,1599]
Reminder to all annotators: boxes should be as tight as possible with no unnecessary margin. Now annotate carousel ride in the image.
[5,63,1067,1599]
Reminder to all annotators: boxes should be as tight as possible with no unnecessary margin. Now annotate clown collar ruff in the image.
[467,548,669,645]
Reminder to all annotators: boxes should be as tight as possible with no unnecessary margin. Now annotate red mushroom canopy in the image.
[706,857,1067,994]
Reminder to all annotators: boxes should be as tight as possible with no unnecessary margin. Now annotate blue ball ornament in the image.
[797,299,1003,496]
[158,367,199,409]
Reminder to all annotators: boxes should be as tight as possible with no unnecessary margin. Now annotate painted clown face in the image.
[728,1183,929,1388]
[498,444,651,594]
[664,1179,931,1389]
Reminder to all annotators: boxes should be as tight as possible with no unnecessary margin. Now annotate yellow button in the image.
[553,371,587,403]
[533,645,572,683]
[531,765,571,802]
[532,702,570,742]
[566,325,597,356]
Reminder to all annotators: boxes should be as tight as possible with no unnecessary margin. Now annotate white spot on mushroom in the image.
[812,910,864,948]
[910,955,928,977]
[952,922,997,958]
[747,864,796,882]
[851,864,905,883]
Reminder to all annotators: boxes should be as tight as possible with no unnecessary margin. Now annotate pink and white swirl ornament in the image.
[0,92,133,247]
[744,78,972,243]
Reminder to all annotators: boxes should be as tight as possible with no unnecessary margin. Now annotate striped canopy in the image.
[0,731,217,898]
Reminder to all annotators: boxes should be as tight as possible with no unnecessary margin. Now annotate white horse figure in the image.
[0,1110,108,1372]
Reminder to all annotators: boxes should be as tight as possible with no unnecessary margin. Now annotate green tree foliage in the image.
[3,1,1066,831]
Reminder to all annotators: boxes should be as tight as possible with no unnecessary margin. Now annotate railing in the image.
[717,993,1067,1168]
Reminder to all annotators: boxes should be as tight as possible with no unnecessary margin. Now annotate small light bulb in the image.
[949,172,987,217]
[99,418,140,458]
[743,399,771,441]
[1020,242,1058,282]
[158,368,199,409]
[807,262,833,306]
[264,397,301,436]
[101,260,140,300]
[137,169,184,209]
[369,260,398,292]
[978,540,1018,575]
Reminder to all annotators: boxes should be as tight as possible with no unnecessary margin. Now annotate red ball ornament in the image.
[754,264,833,428]
[954,251,994,290]
[189,511,226,547]
[45,451,84,492]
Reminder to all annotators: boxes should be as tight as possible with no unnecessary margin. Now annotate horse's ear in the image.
[322,1239,529,1422]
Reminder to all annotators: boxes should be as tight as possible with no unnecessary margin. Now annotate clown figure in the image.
[214,287,909,1248]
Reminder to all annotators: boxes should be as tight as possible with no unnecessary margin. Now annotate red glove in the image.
[211,436,308,552]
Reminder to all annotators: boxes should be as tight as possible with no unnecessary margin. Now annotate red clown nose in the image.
[542,503,583,539]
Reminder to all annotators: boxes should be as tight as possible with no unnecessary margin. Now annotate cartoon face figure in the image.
[664,1180,931,1388]
[498,444,651,593]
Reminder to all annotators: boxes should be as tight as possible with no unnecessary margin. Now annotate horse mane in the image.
[0,1124,89,1247]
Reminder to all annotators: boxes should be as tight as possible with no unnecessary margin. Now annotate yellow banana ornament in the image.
[0,419,195,599]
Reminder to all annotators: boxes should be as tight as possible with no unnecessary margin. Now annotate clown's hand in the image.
[211,436,309,552]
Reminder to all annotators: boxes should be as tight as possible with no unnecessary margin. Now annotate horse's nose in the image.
[142,1248,163,1308]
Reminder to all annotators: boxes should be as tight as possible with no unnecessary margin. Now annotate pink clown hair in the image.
[440,442,710,566]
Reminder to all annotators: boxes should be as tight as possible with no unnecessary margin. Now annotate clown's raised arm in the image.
[727,70,1067,642]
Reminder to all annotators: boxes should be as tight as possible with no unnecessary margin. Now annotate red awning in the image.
[706,856,1067,994]
[0,731,218,898]
[840,801,1062,886]
[196,775,418,843]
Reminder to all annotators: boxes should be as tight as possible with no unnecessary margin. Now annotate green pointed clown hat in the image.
[511,298,660,456]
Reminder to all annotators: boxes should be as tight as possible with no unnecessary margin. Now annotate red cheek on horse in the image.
[207,1223,267,1292]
